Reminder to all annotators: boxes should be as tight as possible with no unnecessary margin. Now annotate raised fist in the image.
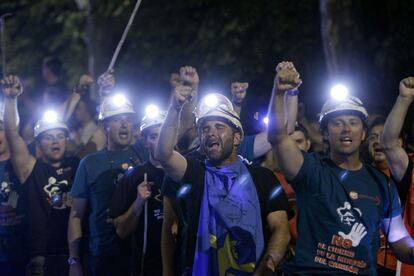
[73,74,93,96]
[399,77,414,99]
[97,71,115,96]
[274,61,302,92]
[179,66,199,89]
[231,82,249,105]
[137,179,151,201]
[172,84,193,109]
[1,75,23,98]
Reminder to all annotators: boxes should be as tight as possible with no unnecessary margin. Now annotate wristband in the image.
[286,89,300,96]
[68,257,81,266]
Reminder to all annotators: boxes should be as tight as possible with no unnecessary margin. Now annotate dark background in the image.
[1,0,414,134]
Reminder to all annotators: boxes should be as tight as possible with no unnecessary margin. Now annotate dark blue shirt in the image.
[282,153,402,275]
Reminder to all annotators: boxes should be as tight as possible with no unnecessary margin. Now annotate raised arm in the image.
[381,77,414,182]
[2,75,36,183]
[176,66,199,142]
[267,62,303,180]
[61,74,94,122]
[155,84,192,182]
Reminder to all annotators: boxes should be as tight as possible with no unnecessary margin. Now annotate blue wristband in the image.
[286,89,300,96]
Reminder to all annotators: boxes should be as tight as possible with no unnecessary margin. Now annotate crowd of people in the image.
[1,58,414,276]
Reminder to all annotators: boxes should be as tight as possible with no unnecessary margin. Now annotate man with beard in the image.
[68,73,143,276]
[0,100,26,276]
[156,85,292,275]
[268,61,414,275]
[2,75,79,276]
[381,76,414,275]
[108,109,166,276]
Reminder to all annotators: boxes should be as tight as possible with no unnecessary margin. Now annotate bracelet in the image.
[67,256,81,265]
[286,89,300,96]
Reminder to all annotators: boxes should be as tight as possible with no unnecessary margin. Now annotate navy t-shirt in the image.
[282,153,402,275]
[0,160,26,263]
[71,147,143,257]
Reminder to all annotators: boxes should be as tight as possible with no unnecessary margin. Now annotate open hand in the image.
[338,222,367,247]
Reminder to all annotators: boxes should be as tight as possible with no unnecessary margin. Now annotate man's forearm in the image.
[267,87,288,145]
[155,104,181,161]
[265,227,290,266]
[382,95,413,147]
[4,97,20,138]
[115,198,144,239]
[390,236,414,264]
[68,217,83,258]
[284,93,298,135]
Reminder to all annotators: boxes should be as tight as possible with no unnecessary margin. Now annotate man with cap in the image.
[108,108,166,276]
[2,75,79,276]
[68,73,143,276]
[156,84,293,275]
[268,61,414,275]
[0,90,26,275]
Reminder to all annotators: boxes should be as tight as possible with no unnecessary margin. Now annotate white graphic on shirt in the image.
[0,175,18,208]
[337,201,362,226]
[338,222,367,247]
[336,201,367,248]
[43,177,69,209]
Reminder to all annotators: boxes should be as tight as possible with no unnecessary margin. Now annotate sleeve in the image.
[290,152,321,193]
[108,172,138,218]
[391,158,413,205]
[70,159,89,198]
[386,180,403,219]
[259,168,294,220]
[237,134,255,162]
[161,175,180,198]
[181,157,205,186]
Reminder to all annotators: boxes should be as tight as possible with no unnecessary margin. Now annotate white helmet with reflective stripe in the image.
[34,110,69,138]
[318,95,368,129]
[98,94,135,121]
[195,93,244,138]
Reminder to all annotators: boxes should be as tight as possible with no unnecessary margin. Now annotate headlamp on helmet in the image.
[140,104,166,132]
[98,93,136,121]
[195,93,244,138]
[34,110,68,138]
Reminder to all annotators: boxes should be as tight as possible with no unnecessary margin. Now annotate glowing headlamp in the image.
[204,94,219,108]
[43,110,58,124]
[112,93,127,107]
[263,116,269,125]
[145,104,160,119]
[330,84,349,101]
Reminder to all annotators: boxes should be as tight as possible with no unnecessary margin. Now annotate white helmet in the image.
[318,95,368,128]
[98,94,135,121]
[195,93,244,138]
[34,111,69,138]
[140,108,166,132]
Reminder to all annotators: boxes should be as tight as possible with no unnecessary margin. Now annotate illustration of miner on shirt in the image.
[43,176,71,209]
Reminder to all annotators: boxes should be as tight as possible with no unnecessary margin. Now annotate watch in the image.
[67,256,81,265]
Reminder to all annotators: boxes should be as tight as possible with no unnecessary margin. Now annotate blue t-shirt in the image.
[282,153,401,275]
[71,147,143,256]
[0,160,26,263]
